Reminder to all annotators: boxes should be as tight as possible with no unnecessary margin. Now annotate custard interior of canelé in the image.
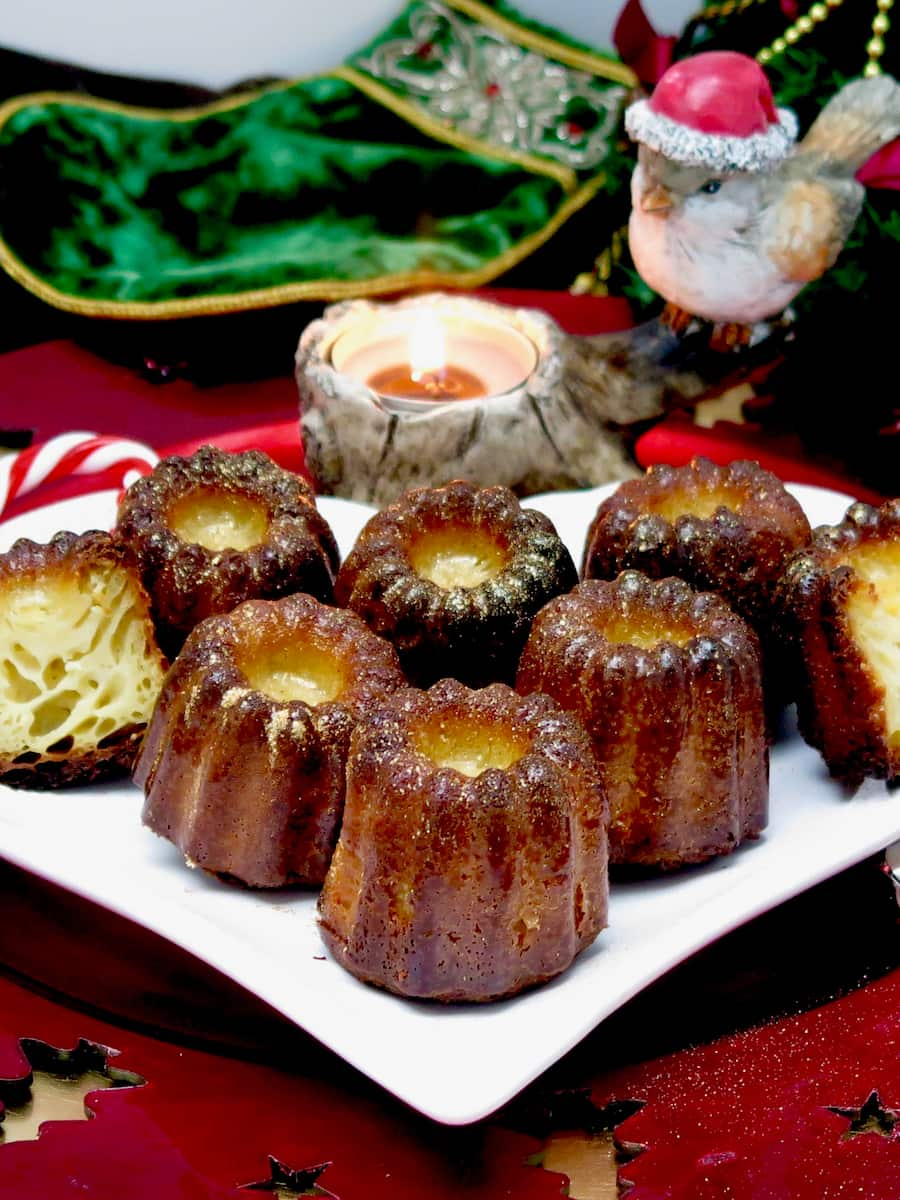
[412,717,527,777]
[169,487,269,552]
[644,484,744,523]
[845,540,900,746]
[599,613,695,650]
[240,639,346,706]
[409,525,507,590]
[0,567,162,757]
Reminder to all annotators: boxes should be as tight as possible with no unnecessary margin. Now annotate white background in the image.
[1,0,697,89]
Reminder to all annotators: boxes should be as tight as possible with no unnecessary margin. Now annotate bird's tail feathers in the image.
[801,74,900,172]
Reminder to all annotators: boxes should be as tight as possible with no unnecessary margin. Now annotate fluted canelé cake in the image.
[0,531,166,788]
[582,459,811,687]
[334,479,577,687]
[318,679,609,1001]
[135,593,407,887]
[116,446,339,654]
[777,499,900,784]
[517,571,768,869]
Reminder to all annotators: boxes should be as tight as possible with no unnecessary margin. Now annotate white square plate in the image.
[1,482,897,1125]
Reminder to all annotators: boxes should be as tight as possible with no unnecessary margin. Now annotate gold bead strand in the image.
[692,0,765,23]
[864,0,893,75]
[757,0,839,65]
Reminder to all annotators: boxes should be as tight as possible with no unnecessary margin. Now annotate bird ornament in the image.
[624,50,900,347]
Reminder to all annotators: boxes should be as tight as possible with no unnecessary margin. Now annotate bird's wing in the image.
[766,175,862,284]
[801,74,900,174]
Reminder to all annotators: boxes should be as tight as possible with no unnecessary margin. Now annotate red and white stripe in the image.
[0,432,158,521]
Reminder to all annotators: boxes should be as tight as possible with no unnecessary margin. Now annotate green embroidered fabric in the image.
[0,0,634,317]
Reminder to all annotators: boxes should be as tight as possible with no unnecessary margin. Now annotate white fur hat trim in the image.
[625,99,798,172]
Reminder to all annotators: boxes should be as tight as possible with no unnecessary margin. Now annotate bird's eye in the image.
[699,180,721,195]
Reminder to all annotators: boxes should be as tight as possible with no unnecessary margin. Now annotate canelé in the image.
[776,499,900,784]
[116,446,339,653]
[517,572,768,868]
[318,679,608,1001]
[334,479,577,687]
[135,593,407,887]
[0,531,166,788]
[582,458,811,672]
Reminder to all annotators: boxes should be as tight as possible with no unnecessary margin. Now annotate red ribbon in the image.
[613,0,676,87]
[856,138,900,190]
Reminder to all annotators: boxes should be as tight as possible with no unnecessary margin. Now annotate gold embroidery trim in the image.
[0,80,300,128]
[444,0,638,85]
[334,65,574,188]
[0,172,607,319]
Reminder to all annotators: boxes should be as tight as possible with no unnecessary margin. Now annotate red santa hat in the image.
[625,51,798,173]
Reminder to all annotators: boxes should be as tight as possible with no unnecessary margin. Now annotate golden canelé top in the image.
[582,456,812,634]
[335,478,577,687]
[116,445,340,653]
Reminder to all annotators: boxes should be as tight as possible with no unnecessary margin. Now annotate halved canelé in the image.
[334,479,577,687]
[317,679,609,1002]
[776,499,900,784]
[135,593,407,887]
[517,572,768,869]
[116,446,339,654]
[582,459,811,688]
[0,531,166,788]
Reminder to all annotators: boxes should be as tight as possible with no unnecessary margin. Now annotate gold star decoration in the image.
[240,1155,337,1199]
[828,1091,900,1139]
[0,1036,146,1146]
[506,1089,645,1200]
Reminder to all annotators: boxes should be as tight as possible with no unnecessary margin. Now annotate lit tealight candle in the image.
[368,311,486,402]
[329,303,537,412]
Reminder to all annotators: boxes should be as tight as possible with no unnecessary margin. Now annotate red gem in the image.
[485,82,500,97]
[649,51,778,137]
[415,40,433,59]
[566,121,585,138]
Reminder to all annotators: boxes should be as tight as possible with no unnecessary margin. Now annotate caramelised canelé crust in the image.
[517,572,768,868]
[334,479,577,687]
[318,678,608,1002]
[135,593,407,887]
[776,499,900,784]
[116,446,339,653]
[0,531,166,789]
[582,458,811,639]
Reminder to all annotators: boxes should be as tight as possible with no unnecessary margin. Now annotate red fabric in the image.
[164,420,306,472]
[857,138,900,191]
[0,291,633,521]
[613,0,676,87]
[594,965,900,1198]
[635,415,885,504]
[0,966,558,1200]
[649,51,780,135]
[0,340,300,450]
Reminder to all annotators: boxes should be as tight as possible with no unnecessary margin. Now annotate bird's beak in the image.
[640,184,673,213]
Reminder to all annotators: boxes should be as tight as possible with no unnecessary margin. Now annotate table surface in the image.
[1,292,899,1198]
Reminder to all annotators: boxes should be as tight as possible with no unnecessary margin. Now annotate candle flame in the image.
[408,310,447,381]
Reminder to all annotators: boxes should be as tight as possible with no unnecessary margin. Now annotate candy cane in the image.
[0,433,159,521]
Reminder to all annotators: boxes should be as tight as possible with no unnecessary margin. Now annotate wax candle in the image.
[329,303,537,413]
